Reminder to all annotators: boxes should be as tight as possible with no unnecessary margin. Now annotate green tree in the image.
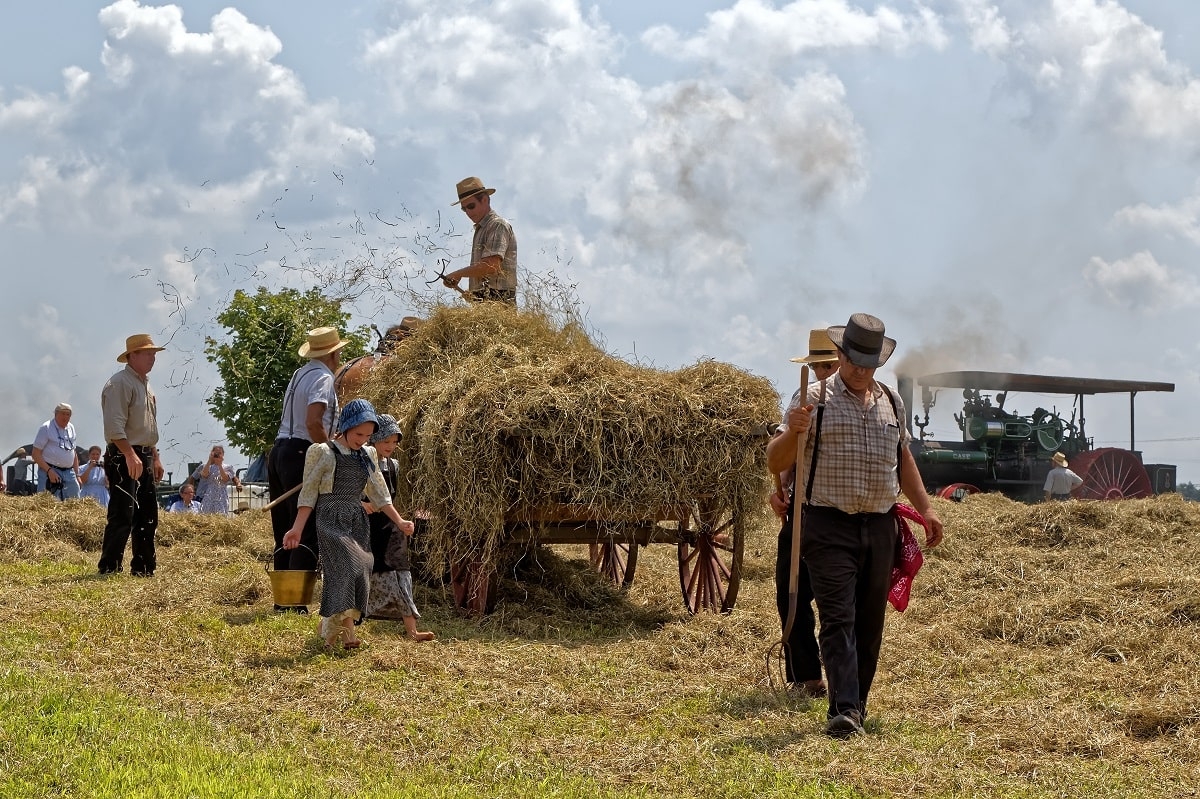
[204,287,369,457]
[1177,481,1200,502]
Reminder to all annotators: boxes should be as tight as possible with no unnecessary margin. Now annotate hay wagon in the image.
[445,427,771,617]
[359,303,780,618]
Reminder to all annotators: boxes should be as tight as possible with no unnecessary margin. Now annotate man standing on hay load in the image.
[98,334,166,577]
[768,313,943,738]
[267,327,347,608]
[441,176,517,305]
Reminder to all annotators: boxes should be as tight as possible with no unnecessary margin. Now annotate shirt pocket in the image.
[866,420,901,469]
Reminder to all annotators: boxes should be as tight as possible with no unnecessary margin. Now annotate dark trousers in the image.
[98,447,158,574]
[803,504,896,720]
[775,513,822,684]
[267,438,319,571]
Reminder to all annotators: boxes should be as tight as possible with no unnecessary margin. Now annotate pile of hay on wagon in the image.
[356,302,780,573]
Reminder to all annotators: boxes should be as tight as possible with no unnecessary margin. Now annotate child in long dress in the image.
[282,399,415,650]
[364,414,435,641]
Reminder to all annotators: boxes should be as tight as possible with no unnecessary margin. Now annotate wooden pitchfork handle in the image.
[780,365,809,645]
[441,278,474,302]
[260,483,302,512]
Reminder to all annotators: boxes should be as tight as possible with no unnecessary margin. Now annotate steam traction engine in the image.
[896,371,1176,502]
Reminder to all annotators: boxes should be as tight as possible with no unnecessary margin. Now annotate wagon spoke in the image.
[677,503,744,615]
[591,539,639,590]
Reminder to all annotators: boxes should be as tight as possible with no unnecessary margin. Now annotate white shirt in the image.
[169,499,202,514]
[33,419,77,468]
[275,361,338,441]
[1044,466,1083,495]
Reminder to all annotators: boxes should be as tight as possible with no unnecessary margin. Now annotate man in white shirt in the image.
[168,484,202,513]
[1044,451,1084,500]
[266,327,347,602]
[32,402,81,500]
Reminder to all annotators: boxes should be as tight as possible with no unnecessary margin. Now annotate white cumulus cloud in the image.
[1083,250,1200,312]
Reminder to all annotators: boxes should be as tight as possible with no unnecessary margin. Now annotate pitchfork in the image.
[766,364,827,691]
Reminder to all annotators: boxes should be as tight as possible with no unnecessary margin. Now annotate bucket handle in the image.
[267,544,316,573]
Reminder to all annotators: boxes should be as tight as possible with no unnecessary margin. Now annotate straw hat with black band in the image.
[451,176,496,206]
[790,329,840,365]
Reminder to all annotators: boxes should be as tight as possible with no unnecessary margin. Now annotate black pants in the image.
[267,438,319,571]
[802,504,896,720]
[98,447,158,574]
[775,513,822,684]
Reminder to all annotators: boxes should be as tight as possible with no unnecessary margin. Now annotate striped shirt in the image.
[783,372,909,514]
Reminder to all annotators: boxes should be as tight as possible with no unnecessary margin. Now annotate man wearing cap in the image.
[267,327,347,590]
[32,402,81,500]
[442,176,518,305]
[768,313,943,738]
[98,334,166,576]
[1044,451,1083,501]
[767,329,842,697]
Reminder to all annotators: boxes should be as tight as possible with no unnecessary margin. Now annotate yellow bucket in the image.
[267,546,318,606]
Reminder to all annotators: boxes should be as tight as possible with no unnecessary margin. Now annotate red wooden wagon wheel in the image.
[1066,447,1153,499]
[449,557,497,617]
[676,499,744,614]
[589,539,639,589]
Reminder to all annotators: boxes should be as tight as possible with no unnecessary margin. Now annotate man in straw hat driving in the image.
[767,328,842,697]
[441,176,518,305]
[1044,451,1083,501]
[98,333,167,576]
[267,327,348,607]
[768,313,943,737]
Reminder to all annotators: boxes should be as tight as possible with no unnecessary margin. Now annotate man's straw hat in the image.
[1051,451,1069,467]
[790,328,839,364]
[298,327,349,359]
[117,333,166,364]
[452,176,496,206]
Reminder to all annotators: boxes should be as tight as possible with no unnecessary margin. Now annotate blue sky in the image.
[2,0,1198,484]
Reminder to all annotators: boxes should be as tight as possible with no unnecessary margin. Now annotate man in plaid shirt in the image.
[767,313,943,738]
[443,176,518,305]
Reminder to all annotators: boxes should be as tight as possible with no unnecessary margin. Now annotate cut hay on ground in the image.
[3,490,1200,795]
[356,302,780,572]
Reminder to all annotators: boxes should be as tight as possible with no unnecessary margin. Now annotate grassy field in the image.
[1,491,1198,798]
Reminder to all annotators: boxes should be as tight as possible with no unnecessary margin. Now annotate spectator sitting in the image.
[168,484,202,514]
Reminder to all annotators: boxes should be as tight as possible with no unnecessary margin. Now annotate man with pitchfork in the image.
[440,176,518,305]
[766,329,841,699]
[767,313,943,738]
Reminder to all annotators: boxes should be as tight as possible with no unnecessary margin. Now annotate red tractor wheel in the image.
[937,483,981,502]
[1066,448,1153,499]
